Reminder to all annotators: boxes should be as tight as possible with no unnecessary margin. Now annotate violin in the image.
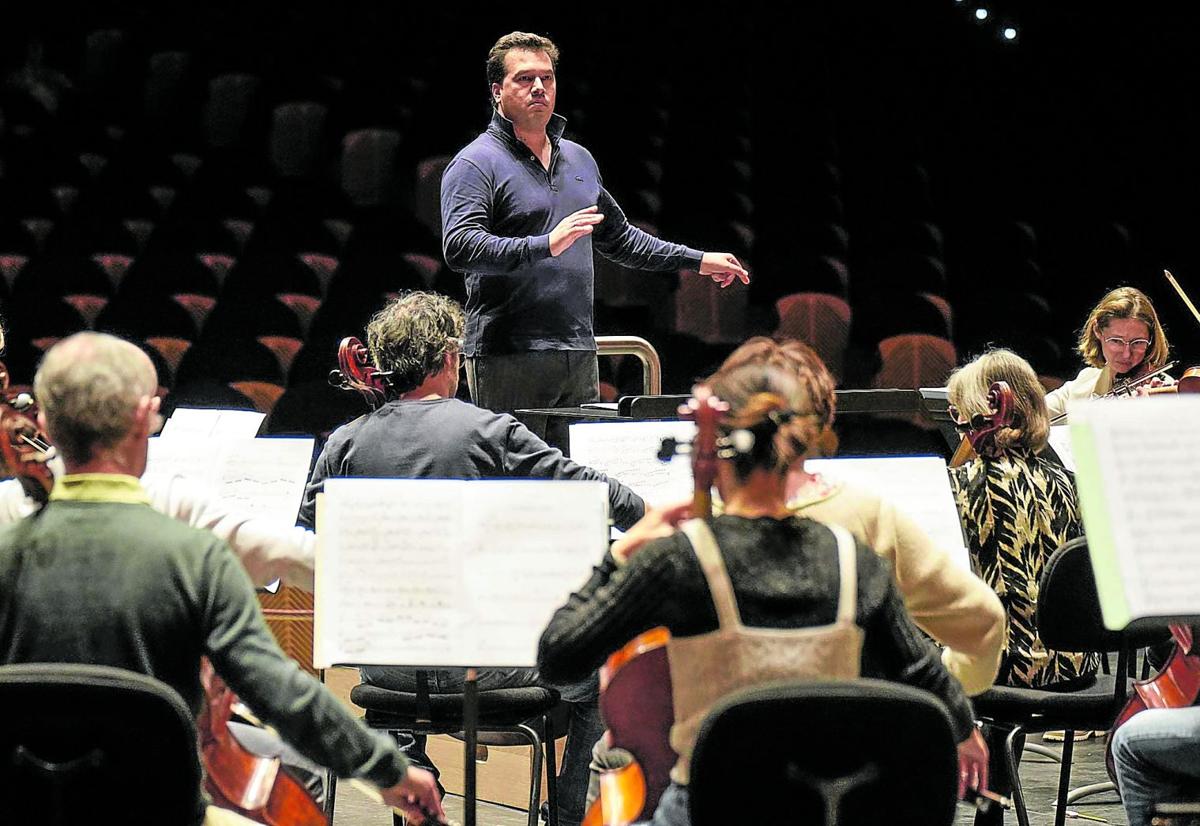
[198,659,329,826]
[948,381,1016,468]
[584,387,726,826]
[1105,625,1200,784]
[0,360,54,501]
[328,337,392,410]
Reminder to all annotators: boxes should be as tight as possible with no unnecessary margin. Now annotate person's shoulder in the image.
[450,130,507,169]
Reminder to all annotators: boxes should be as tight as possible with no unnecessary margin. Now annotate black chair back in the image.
[689,679,958,826]
[0,663,202,825]
[1036,537,1168,653]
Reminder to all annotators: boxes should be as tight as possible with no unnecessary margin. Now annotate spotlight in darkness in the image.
[1003,26,1018,41]
[975,8,990,20]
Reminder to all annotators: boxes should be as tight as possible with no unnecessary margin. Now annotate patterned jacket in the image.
[948,449,1099,688]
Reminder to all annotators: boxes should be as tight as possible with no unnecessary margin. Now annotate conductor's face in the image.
[493,48,556,131]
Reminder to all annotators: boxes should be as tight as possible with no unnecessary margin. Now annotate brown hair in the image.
[705,363,820,481]
[486,32,560,101]
[365,292,464,394]
[947,348,1050,454]
[1077,286,1169,370]
[717,336,837,431]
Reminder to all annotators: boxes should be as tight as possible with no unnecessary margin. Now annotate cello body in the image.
[585,389,726,825]
[199,661,329,826]
[1105,625,1200,783]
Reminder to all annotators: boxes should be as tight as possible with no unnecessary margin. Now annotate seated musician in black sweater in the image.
[301,291,643,826]
[538,361,988,826]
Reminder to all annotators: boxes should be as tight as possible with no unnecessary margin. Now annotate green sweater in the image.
[0,475,408,805]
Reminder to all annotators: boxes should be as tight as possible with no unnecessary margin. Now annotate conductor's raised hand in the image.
[380,766,446,824]
[699,252,750,287]
[549,206,605,257]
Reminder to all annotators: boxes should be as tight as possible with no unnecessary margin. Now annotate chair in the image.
[349,678,565,826]
[0,663,202,825]
[414,155,453,236]
[341,128,402,208]
[971,537,1167,826]
[689,679,958,826]
[773,293,851,382]
[269,102,329,180]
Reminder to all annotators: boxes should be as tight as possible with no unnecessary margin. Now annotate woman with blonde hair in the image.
[1045,286,1171,421]
[948,348,1096,689]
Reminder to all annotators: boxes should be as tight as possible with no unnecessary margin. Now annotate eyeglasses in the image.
[1102,336,1151,352]
[947,404,981,433]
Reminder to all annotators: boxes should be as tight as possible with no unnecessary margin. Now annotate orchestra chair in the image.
[0,663,201,826]
[689,679,958,826]
[349,674,565,826]
[971,537,1166,826]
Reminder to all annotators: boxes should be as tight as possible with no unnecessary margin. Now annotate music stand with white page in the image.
[315,477,611,826]
[569,419,971,570]
[1070,396,1200,632]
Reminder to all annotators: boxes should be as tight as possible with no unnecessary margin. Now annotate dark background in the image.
[3,3,1199,413]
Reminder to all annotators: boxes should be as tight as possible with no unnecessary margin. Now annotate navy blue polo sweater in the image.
[441,110,703,357]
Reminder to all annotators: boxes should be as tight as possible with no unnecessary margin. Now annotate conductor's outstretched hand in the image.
[699,252,750,287]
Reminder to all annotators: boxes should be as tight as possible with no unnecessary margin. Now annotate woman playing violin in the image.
[538,360,986,826]
[1045,286,1172,422]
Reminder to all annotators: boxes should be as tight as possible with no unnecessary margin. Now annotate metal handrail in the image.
[595,335,662,396]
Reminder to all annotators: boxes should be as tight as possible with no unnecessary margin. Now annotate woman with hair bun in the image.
[538,361,986,826]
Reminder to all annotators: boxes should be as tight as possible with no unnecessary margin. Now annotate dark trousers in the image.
[465,351,599,443]
[361,666,602,826]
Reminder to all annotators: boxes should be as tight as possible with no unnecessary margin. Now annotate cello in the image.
[948,381,1016,468]
[1104,625,1200,784]
[198,660,329,826]
[583,387,726,826]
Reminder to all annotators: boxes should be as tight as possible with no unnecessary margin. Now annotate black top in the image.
[537,514,976,741]
[300,397,645,530]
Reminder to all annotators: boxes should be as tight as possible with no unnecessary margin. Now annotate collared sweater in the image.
[0,475,408,825]
[441,109,703,356]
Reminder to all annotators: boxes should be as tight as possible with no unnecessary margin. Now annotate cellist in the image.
[0,333,444,825]
[1110,630,1200,826]
[1045,286,1173,422]
[537,359,987,826]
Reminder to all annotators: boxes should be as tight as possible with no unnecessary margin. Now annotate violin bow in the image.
[1164,270,1200,328]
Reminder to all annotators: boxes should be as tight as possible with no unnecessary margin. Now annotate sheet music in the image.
[1070,397,1200,628]
[214,439,315,525]
[144,436,314,525]
[160,407,265,440]
[315,478,609,668]
[568,420,697,506]
[807,456,971,571]
[1046,425,1076,472]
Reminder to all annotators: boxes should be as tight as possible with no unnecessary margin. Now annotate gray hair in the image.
[34,332,157,465]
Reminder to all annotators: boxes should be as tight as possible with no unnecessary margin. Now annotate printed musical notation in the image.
[145,409,313,525]
[314,478,609,669]
[1071,397,1200,628]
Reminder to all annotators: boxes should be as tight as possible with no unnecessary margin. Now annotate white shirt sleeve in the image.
[143,474,316,591]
